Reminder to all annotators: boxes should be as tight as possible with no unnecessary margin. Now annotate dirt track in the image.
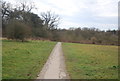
[37,42,69,79]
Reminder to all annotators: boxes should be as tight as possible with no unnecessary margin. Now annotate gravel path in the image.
[36,42,69,79]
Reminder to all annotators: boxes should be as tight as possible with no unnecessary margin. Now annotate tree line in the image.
[1,1,119,45]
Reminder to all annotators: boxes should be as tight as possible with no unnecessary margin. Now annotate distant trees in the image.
[1,1,35,36]
[2,1,42,41]
[1,0,61,41]
[55,28,118,45]
[1,0,118,45]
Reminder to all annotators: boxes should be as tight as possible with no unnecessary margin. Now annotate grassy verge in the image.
[2,40,56,79]
[62,43,118,79]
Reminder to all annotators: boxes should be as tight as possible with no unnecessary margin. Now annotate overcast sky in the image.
[4,0,119,30]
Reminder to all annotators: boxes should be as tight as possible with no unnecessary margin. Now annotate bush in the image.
[6,20,31,42]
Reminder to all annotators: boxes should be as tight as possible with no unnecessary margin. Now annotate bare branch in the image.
[15,1,36,12]
[41,11,60,30]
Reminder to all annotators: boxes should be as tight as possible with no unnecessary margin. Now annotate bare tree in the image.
[1,1,36,21]
[1,1,11,19]
[41,11,60,30]
[16,1,36,12]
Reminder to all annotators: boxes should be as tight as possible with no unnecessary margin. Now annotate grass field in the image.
[2,40,56,79]
[63,43,118,79]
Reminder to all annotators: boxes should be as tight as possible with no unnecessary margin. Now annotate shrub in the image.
[6,20,31,42]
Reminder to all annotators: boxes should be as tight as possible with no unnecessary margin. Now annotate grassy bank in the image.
[2,40,56,79]
[63,43,118,79]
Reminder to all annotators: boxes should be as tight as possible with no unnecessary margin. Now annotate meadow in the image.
[2,40,56,79]
[63,43,118,79]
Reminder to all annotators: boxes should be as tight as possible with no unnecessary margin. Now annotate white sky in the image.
[4,0,119,30]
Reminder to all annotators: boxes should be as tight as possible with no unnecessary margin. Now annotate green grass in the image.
[2,40,56,79]
[63,43,118,79]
